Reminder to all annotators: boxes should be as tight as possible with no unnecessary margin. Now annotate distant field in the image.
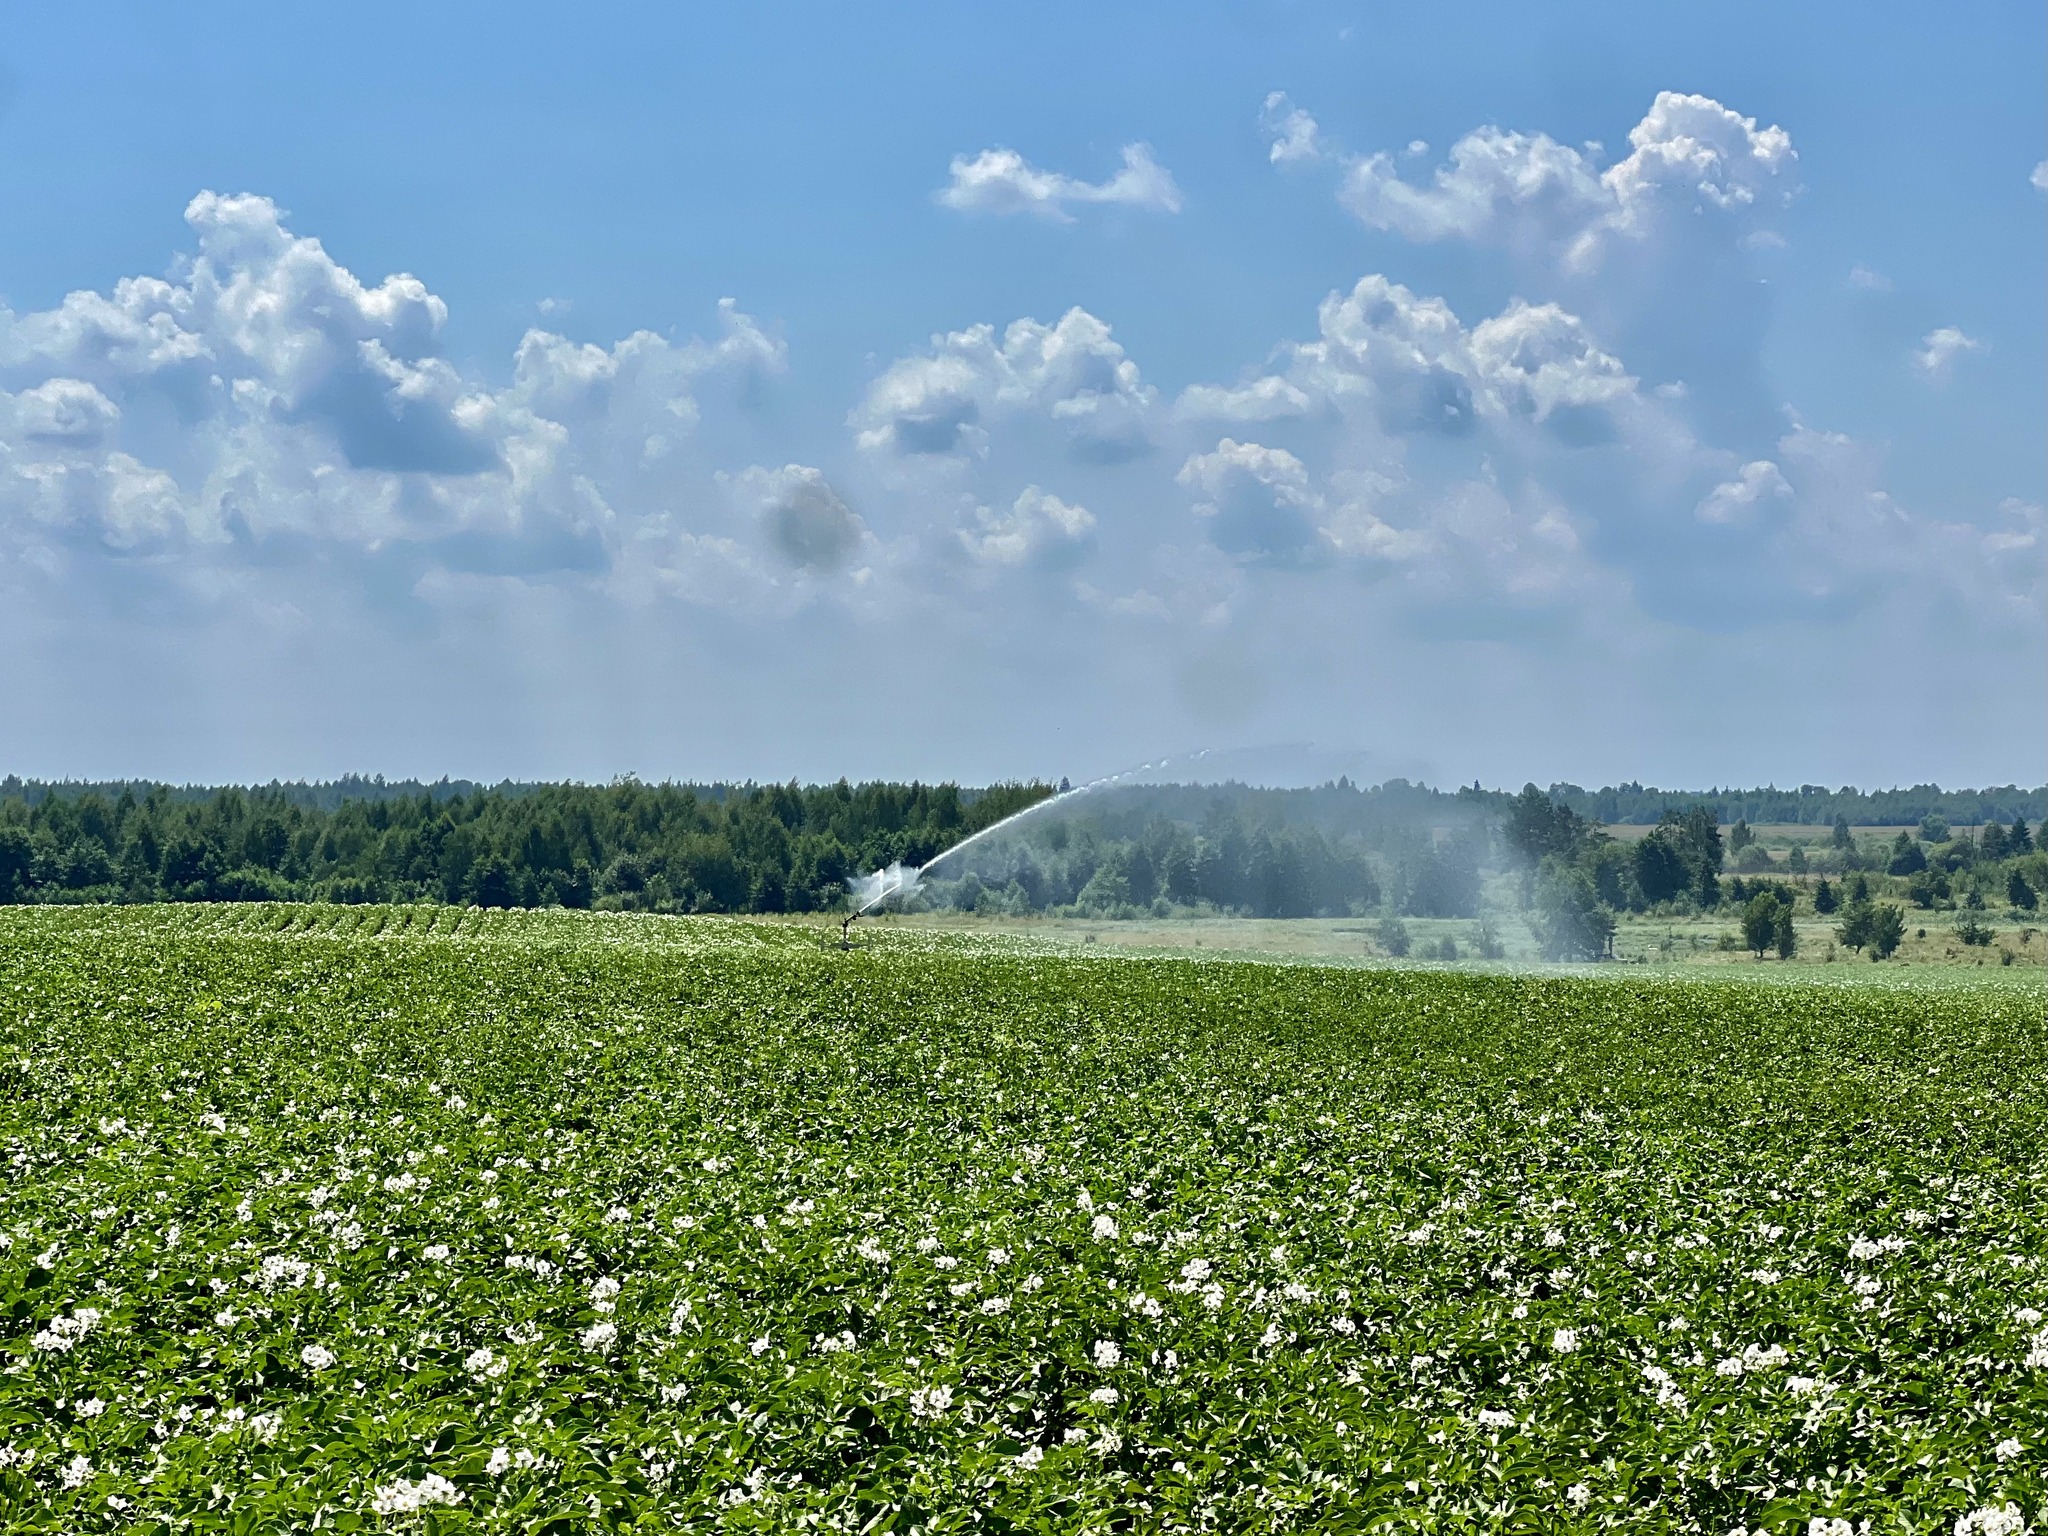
[2,905,2044,1531]
[871,906,2046,975]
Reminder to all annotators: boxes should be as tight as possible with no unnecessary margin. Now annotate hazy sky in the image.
[2,1,2041,789]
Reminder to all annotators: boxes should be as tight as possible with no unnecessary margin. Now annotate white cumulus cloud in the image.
[937,144,1182,221]
[958,485,1096,571]
[1333,91,1795,269]
[1260,93,1323,165]
[1695,460,1792,524]
[852,308,1156,462]
[1177,439,1327,563]
[1914,326,1983,377]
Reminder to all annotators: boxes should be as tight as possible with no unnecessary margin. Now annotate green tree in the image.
[1534,864,1615,961]
[1503,786,1590,865]
[2010,817,2034,855]
[1773,903,1797,960]
[1741,893,1780,958]
[2010,869,2039,912]
[1375,913,1411,958]
[0,826,31,902]
[1867,903,1906,960]
[1811,877,1838,914]
[1630,830,1692,906]
[464,856,517,909]
[1728,819,1755,852]
[1830,815,1854,850]
[1836,899,1875,954]
[1886,833,1926,876]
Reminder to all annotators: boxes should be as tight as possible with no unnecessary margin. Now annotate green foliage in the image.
[1399,835,1482,919]
[1630,828,1693,906]
[1812,877,1839,915]
[1905,868,1951,910]
[0,908,2042,1530]
[1542,780,2045,827]
[1502,784,1593,865]
[1954,916,1995,947]
[0,780,1055,916]
[1887,834,1928,877]
[1533,862,1616,960]
[1836,899,1876,954]
[2011,869,2039,912]
[1740,893,1780,958]
[1727,820,1755,852]
[1374,913,1412,958]
[1868,903,1908,960]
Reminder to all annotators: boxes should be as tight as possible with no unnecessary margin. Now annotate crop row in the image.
[0,906,2043,1533]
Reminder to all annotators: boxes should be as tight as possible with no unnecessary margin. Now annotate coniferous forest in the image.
[1,776,2042,925]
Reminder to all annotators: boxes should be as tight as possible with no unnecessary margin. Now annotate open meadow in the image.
[2,904,2045,1533]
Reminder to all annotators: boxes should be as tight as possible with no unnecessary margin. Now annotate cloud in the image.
[957,485,1096,571]
[1177,439,1327,563]
[1331,92,1795,269]
[1,126,2037,786]
[853,308,1156,462]
[1260,93,1323,166]
[1847,264,1892,292]
[1914,326,1984,377]
[736,464,869,573]
[10,379,122,445]
[1468,301,1635,429]
[2033,160,2048,194]
[1174,374,1313,423]
[1694,460,1792,524]
[0,192,780,578]
[937,143,1182,221]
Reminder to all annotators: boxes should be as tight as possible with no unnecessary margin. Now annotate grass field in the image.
[862,906,2046,974]
[1,905,2044,1532]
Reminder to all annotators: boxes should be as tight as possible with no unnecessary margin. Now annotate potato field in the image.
[1,906,2044,1533]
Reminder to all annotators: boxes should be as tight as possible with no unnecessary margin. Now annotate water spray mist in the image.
[837,750,1218,943]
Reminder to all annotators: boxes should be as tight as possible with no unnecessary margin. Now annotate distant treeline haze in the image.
[0,777,2042,933]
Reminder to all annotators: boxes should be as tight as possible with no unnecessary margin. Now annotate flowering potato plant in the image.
[0,904,2043,1532]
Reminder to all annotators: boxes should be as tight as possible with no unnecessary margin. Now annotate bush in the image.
[1741,893,1780,957]
[1375,914,1411,958]
[1869,903,1907,960]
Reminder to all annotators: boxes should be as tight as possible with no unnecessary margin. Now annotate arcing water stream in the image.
[840,750,1218,937]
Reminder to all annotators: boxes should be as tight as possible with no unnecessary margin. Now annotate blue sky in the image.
[1,1,2041,789]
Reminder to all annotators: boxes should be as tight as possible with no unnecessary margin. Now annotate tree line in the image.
[0,779,1052,912]
[1499,784,2045,961]
[4,777,2043,952]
